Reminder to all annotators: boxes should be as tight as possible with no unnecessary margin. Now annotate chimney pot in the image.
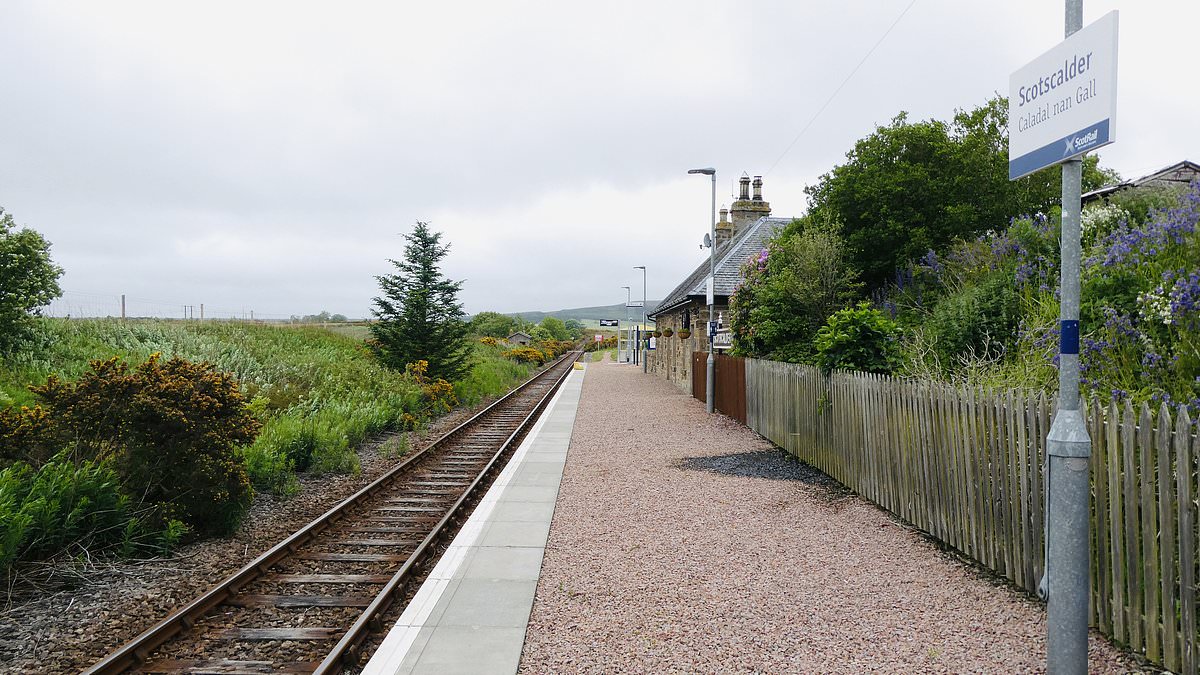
[752,176,763,201]
[738,174,751,201]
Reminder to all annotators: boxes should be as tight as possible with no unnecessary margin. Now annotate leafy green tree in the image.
[0,208,63,353]
[291,311,349,323]
[805,96,1116,290]
[563,319,585,340]
[729,219,861,362]
[469,311,520,338]
[539,316,571,341]
[370,222,472,381]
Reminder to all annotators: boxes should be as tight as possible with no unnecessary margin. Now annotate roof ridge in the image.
[648,216,794,318]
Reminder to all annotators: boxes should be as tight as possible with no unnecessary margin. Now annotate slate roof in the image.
[648,216,793,318]
[1082,159,1200,204]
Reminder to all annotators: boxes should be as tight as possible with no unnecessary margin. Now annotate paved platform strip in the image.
[362,366,584,675]
[518,359,1143,673]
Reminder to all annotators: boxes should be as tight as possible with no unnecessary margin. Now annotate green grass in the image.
[590,348,616,362]
[323,324,371,341]
[2,319,539,492]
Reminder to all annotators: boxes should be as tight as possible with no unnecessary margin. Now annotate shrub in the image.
[814,302,903,375]
[0,405,58,467]
[31,354,259,536]
[538,339,574,358]
[0,454,185,572]
[503,347,547,365]
[479,336,500,347]
[583,336,617,352]
[405,359,459,414]
[924,273,1021,369]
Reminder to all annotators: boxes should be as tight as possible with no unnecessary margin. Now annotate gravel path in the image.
[519,360,1144,674]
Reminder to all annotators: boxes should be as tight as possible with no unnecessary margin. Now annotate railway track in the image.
[84,351,583,675]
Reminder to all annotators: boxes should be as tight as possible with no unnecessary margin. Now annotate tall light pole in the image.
[688,167,716,414]
[635,265,646,372]
[621,285,631,363]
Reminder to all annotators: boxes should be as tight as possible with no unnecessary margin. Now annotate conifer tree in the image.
[370,222,472,381]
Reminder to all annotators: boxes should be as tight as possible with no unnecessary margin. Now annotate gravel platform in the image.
[519,359,1143,674]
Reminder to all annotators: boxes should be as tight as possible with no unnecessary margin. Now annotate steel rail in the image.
[315,350,579,671]
[83,351,581,675]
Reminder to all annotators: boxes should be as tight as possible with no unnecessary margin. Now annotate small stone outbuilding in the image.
[506,332,533,346]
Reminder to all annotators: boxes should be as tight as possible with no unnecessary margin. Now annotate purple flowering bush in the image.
[1078,182,1200,412]
[885,180,1200,415]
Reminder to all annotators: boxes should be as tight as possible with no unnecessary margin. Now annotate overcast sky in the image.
[3,1,1198,320]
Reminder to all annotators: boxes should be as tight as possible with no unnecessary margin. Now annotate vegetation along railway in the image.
[83,350,583,675]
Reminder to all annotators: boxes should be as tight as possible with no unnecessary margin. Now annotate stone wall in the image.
[647,302,723,392]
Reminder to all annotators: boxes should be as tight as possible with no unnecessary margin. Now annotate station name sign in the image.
[1008,10,1118,180]
[599,319,619,327]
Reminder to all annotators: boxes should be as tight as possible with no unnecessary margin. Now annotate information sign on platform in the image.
[1008,10,1118,180]
[594,334,602,343]
[599,319,618,327]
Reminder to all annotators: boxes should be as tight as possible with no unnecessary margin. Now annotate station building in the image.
[646,174,795,391]
[1081,159,1200,204]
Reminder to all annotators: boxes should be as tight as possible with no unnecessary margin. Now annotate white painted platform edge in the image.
[361,366,582,675]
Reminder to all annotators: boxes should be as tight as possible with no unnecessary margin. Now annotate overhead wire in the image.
[764,0,918,177]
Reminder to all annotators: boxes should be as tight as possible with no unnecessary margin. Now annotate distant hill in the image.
[507,301,661,325]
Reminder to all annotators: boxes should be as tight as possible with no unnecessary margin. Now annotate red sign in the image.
[594,334,603,342]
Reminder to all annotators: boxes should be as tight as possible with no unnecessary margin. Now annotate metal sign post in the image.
[1009,3,1117,673]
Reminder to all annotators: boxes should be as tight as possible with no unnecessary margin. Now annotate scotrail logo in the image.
[1064,128,1099,155]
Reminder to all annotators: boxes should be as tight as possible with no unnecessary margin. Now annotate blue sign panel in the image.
[1009,119,1110,180]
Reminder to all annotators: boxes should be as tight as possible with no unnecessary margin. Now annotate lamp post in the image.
[635,265,646,372]
[621,285,631,363]
[688,167,716,414]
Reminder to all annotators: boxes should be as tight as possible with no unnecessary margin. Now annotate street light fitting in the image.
[688,165,717,414]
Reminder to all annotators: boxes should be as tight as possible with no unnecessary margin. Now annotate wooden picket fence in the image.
[743,358,1199,674]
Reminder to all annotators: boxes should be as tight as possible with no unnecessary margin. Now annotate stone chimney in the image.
[729,173,770,234]
[714,206,733,248]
